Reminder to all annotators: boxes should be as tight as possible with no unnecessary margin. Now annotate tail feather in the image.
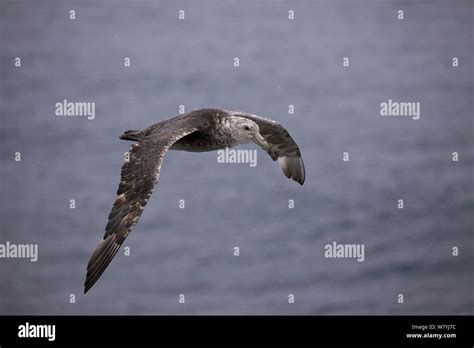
[119,129,142,141]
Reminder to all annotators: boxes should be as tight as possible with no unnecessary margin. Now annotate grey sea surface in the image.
[0,0,472,314]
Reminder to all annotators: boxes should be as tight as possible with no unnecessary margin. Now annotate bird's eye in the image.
[244,126,250,131]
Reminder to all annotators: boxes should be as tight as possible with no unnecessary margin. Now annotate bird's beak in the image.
[252,132,269,149]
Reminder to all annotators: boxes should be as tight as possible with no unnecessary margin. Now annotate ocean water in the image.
[0,0,472,314]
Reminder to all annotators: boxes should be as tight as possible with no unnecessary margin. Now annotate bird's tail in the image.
[119,129,143,141]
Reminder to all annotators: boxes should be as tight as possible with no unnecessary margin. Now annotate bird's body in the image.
[170,110,238,151]
[84,108,305,293]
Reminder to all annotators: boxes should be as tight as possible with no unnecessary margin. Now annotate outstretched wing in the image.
[84,120,200,293]
[239,114,305,185]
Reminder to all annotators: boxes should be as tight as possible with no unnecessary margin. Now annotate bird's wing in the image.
[240,114,305,185]
[84,119,201,293]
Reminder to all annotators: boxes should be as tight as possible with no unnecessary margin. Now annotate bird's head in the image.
[228,115,268,148]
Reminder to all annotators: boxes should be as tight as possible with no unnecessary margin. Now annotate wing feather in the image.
[239,113,305,185]
[84,117,202,293]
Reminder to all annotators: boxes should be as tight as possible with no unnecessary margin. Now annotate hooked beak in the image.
[252,132,269,149]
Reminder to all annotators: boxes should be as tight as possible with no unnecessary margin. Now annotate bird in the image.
[84,108,305,293]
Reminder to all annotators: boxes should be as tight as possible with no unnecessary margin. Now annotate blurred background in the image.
[0,0,472,314]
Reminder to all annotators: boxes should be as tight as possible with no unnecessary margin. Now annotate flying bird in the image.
[84,108,305,293]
